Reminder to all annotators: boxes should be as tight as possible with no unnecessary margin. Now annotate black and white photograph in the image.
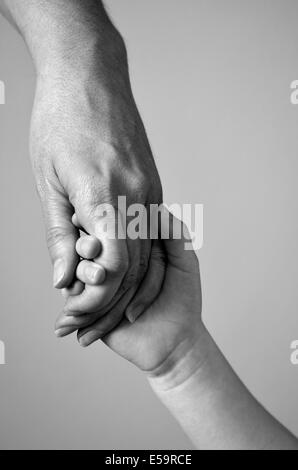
[0,0,298,453]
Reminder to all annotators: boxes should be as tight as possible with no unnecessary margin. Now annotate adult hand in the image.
[56,209,203,378]
[30,31,162,325]
[0,0,162,329]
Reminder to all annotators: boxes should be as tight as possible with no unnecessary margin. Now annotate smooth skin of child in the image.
[57,209,162,337]
[55,209,298,450]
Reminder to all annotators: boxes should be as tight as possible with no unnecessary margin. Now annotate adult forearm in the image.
[0,0,162,326]
[0,0,127,79]
[149,324,298,450]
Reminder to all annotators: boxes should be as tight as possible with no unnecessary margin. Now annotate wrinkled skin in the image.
[55,213,203,375]
[31,70,162,330]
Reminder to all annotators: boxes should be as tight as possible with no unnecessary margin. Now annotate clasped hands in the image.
[31,68,202,375]
[54,207,202,376]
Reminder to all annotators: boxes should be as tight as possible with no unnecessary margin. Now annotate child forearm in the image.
[148,324,298,450]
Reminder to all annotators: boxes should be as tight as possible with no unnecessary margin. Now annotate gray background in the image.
[0,0,298,449]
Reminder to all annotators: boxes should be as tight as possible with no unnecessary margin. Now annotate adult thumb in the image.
[42,190,79,289]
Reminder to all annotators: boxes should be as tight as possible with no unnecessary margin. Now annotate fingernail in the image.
[126,311,135,324]
[79,332,96,347]
[126,304,145,324]
[86,265,105,284]
[53,259,66,288]
[55,329,64,338]
[78,335,89,347]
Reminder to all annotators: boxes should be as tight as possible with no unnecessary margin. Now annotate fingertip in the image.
[72,213,81,228]
[125,304,145,323]
[77,327,101,347]
[78,333,93,348]
[92,264,106,284]
[76,235,102,260]
[76,260,106,286]
[55,329,64,338]
[62,280,85,299]
[53,251,79,289]
[55,327,76,338]
[78,336,89,347]
[53,258,67,288]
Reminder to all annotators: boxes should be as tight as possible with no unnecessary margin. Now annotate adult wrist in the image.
[3,1,128,81]
[36,26,128,84]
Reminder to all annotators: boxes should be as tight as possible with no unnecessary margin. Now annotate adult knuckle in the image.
[131,174,150,199]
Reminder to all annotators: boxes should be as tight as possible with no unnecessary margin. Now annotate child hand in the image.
[56,209,203,380]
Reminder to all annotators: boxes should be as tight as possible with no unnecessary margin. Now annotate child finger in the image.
[76,260,106,285]
[76,235,102,260]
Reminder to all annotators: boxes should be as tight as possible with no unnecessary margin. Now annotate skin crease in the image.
[55,210,203,373]
[31,65,162,323]
[2,0,298,451]
[56,213,298,450]
[0,0,164,332]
